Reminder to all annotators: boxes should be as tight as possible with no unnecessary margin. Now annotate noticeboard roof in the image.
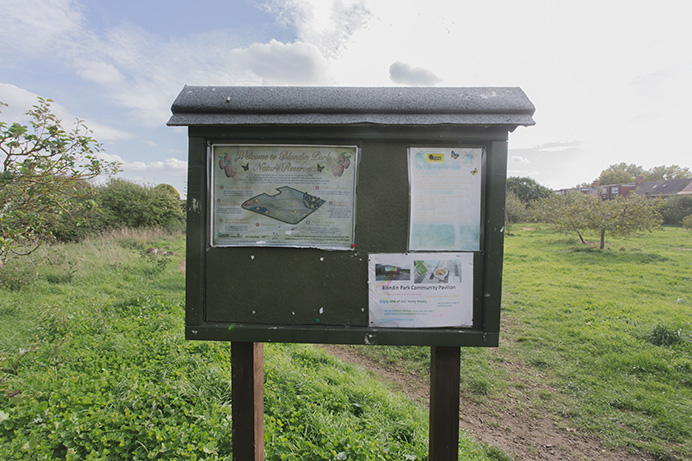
[167,86,535,128]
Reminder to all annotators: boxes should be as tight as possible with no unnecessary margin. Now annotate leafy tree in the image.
[599,169,635,185]
[586,194,662,249]
[533,193,592,244]
[597,163,692,185]
[43,180,106,242]
[598,163,644,184]
[506,176,552,204]
[643,165,692,181]
[0,98,120,264]
[536,193,662,249]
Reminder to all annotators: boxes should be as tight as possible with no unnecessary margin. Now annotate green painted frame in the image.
[184,125,508,347]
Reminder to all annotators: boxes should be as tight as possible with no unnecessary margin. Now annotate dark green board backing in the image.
[185,125,509,347]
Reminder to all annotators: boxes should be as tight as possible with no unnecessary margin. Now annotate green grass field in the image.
[0,230,503,460]
[1,226,690,459]
[355,225,692,459]
[503,225,692,458]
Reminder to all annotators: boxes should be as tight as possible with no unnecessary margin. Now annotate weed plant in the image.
[0,230,502,459]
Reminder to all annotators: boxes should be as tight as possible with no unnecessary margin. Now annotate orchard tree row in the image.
[505,175,692,249]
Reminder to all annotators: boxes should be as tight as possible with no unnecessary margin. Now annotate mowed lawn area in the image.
[0,225,690,459]
[502,225,692,458]
[352,224,692,459]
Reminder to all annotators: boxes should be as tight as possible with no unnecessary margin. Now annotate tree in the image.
[599,169,636,185]
[536,193,662,249]
[506,177,552,204]
[0,98,120,264]
[597,163,692,185]
[533,193,592,244]
[598,163,644,185]
[586,195,662,249]
[643,165,692,181]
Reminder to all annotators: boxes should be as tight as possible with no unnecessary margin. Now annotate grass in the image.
[502,226,692,458]
[3,225,690,458]
[0,229,504,460]
[352,225,692,459]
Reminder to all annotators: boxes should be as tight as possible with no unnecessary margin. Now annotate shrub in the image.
[660,195,692,226]
[505,191,528,224]
[506,177,552,205]
[42,179,184,242]
[97,178,184,231]
[683,214,692,230]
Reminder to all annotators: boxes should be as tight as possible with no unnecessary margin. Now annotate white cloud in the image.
[74,59,125,85]
[102,151,187,178]
[125,157,187,176]
[389,61,442,86]
[0,0,86,58]
[261,0,371,57]
[0,83,131,141]
[228,39,331,85]
[510,156,530,165]
[0,83,39,121]
[4,0,692,191]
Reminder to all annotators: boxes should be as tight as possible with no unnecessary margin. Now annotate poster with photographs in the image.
[368,252,473,328]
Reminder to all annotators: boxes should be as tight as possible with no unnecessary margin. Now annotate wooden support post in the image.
[232,342,264,461]
[429,346,461,461]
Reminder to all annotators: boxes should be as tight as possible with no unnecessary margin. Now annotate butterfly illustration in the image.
[241,163,249,171]
[470,168,478,175]
[316,163,325,172]
[451,151,459,159]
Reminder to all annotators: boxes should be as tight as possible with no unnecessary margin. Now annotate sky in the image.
[1,0,691,196]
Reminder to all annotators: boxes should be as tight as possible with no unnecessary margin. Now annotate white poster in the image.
[368,252,473,328]
[408,147,483,251]
[211,144,358,250]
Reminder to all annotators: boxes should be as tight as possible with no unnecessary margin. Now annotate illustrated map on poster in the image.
[408,147,483,251]
[368,252,473,328]
[212,145,357,249]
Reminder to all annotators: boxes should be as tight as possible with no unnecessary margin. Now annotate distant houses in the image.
[556,177,692,199]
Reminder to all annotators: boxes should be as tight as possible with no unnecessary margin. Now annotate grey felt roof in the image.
[167,86,535,128]
[634,178,692,196]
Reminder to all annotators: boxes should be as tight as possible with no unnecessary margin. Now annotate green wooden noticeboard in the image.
[168,86,535,347]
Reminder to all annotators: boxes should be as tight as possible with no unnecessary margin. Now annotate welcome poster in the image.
[211,144,358,250]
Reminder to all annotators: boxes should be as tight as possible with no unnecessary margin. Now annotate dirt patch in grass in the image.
[318,344,655,461]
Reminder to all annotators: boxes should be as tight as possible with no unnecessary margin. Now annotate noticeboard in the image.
[168,86,535,347]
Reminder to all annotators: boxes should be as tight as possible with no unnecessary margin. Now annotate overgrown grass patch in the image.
[0,231,504,460]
